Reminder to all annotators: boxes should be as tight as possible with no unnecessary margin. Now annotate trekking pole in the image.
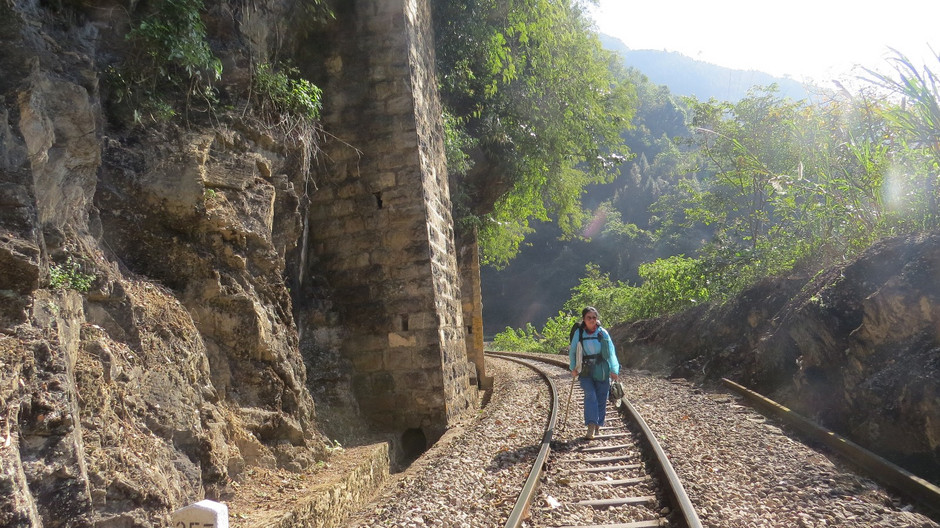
[562,375,575,432]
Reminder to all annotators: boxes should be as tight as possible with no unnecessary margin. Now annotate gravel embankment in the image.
[345,356,940,527]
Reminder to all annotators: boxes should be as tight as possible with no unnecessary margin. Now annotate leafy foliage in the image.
[442,112,477,179]
[496,49,940,345]
[493,257,709,353]
[49,257,95,292]
[108,0,333,126]
[110,0,222,124]
[864,50,940,228]
[296,0,334,25]
[480,72,696,335]
[562,264,635,324]
[491,313,580,354]
[490,50,940,346]
[254,63,323,121]
[650,84,908,297]
[433,0,637,267]
[606,56,940,311]
[635,256,710,316]
[491,323,541,353]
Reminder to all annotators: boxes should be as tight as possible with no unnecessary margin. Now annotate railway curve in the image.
[344,353,940,527]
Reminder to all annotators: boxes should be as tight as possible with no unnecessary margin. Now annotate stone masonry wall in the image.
[406,0,479,423]
[298,0,477,450]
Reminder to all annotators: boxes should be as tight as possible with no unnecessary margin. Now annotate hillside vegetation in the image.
[488,49,940,351]
[483,31,940,488]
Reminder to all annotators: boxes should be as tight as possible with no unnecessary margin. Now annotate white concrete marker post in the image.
[170,499,229,528]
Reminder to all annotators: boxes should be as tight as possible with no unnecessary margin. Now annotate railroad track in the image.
[489,352,940,526]
[488,352,702,528]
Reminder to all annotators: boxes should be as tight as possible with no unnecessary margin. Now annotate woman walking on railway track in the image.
[569,306,620,440]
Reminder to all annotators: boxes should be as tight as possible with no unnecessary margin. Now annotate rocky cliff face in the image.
[610,231,940,485]
[1,0,334,525]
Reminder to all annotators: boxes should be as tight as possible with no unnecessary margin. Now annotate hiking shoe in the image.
[585,424,596,440]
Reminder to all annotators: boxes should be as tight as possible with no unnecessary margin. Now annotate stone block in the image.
[335,182,363,199]
[170,499,228,528]
[388,332,416,348]
[357,351,387,372]
[366,171,398,189]
[407,311,438,330]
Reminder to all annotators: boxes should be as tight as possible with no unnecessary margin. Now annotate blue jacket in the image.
[568,326,619,380]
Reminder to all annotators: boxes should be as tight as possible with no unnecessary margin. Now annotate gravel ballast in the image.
[344,356,939,527]
[345,358,548,527]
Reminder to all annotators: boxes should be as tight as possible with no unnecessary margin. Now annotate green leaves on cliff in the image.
[247,62,326,145]
[253,63,323,122]
[129,0,221,90]
[109,0,221,123]
[434,0,637,267]
[108,0,331,128]
[49,257,95,292]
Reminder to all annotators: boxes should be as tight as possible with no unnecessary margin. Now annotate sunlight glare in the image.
[882,164,911,213]
[582,208,607,239]
[590,0,939,83]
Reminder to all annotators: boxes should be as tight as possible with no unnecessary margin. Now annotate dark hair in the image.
[582,306,599,319]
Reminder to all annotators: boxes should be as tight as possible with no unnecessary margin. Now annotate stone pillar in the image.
[301,0,476,446]
[457,228,491,389]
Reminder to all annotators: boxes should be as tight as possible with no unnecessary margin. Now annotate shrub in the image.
[110,0,221,124]
[49,257,95,292]
[254,63,324,122]
[491,323,540,353]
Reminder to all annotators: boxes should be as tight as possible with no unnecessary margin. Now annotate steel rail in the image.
[722,377,940,516]
[488,353,560,528]
[488,351,703,528]
[618,397,703,528]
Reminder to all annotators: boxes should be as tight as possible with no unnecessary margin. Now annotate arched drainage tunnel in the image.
[400,427,429,463]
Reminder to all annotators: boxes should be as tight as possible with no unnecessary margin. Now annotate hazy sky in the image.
[589,0,939,82]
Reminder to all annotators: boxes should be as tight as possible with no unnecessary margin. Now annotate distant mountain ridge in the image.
[600,34,811,102]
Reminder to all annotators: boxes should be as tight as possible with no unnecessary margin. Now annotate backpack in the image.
[572,324,607,380]
[568,321,583,343]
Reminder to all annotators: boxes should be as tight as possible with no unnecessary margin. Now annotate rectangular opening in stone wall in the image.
[466,325,472,335]
[397,314,409,331]
[374,192,383,209]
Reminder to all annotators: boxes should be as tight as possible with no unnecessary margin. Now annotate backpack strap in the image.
[580,327,601,350]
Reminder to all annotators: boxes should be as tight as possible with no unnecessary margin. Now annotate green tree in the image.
[434,0,636,267]
[865,51,940,228]
[494,55,940,344]
[562,263,638,324]
[635,255,709,317]
[491,323,541,353]
[654,86,901,295]
[492,256,710,353]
